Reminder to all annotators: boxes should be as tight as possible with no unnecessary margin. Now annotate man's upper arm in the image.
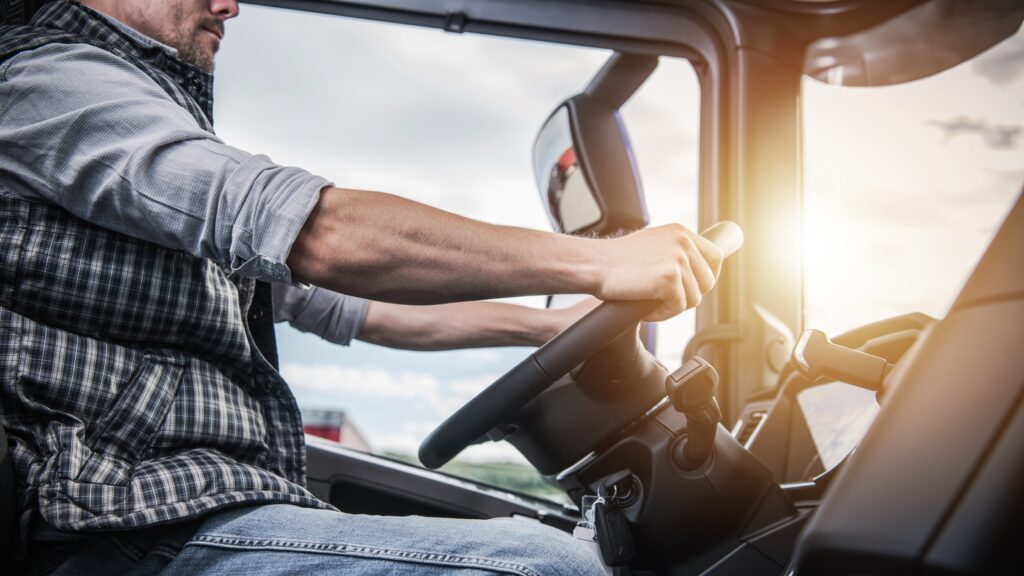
[0,42,329,283]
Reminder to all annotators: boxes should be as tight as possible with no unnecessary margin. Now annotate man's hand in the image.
[592,224,724,322]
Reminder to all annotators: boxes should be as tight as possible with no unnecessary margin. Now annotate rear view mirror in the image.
[533,53,658,236]
[533,106,601,233]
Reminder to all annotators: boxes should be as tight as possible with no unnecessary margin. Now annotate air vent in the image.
[734,410,767,446]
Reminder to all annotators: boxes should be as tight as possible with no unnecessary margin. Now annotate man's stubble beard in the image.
[164,3,217,73]
[177,35,215,73]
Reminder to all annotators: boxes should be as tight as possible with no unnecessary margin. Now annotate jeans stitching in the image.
[187,534,547,576]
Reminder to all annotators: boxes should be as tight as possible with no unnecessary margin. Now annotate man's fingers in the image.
[645,301,676,323]
[645,280,684,322]
[680,267,702,311]
[595,222,729,320]
[691,252,716,295]
[693,234,724,279]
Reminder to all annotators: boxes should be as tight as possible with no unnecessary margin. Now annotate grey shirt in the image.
[0,16,368,344]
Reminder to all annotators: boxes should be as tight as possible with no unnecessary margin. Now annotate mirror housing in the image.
[533,53,657,236]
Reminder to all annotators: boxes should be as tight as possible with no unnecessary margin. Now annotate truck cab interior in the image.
[2,0,1023,574]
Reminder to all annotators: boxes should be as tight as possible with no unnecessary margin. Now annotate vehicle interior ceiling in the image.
[269,0,1024,573]
[1,0,1020,574]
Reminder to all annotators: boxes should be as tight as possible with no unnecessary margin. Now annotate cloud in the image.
[454,348,503,368]
[215,2,701,236]
[282,362,521,459]
[216,5,607,194]
[283,364,521,461]
[928,116,1022,150]
[281,362,498,417]
[371,420,441,455]
[283,363,433,398]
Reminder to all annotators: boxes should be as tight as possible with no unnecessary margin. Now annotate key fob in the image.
[595,501,636,566]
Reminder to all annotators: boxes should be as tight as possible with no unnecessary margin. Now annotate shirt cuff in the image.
[272,284,370,346]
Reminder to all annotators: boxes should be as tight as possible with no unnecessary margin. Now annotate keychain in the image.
[573,493,614,575]
[593,485,637,567]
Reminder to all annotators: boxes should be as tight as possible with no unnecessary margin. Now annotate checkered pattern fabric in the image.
[0,0,30,26]
[0,1,26,26]
[0,0,330,536]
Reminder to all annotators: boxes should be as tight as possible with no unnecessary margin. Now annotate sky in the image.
[798,28,1023,462]
[212,5,1024,469]
[213,4,700,464]
[802,28,1024,335]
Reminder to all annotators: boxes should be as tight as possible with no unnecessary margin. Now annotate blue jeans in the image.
[26,504,606,575]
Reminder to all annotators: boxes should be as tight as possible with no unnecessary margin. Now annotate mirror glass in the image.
[533,106,602,233]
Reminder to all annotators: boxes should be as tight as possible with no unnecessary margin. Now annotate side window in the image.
[216,6,700,501]
[797,25,1024,475]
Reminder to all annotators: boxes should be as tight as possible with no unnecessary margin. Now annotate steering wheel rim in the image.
[418,299,658,469]
[418,222,743,470]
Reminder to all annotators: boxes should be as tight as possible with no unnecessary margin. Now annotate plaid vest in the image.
[0,1,330,536]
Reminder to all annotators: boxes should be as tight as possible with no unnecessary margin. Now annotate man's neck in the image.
[79,1,179,56]
[79,0,125,24]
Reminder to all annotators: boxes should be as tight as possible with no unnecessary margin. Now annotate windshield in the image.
[802,24,1024,336]
[798,24,1024,473]
[216,5,700,502]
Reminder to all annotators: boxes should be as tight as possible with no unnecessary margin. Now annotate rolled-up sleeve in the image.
[0,42,327,283]
[272,284,369,346]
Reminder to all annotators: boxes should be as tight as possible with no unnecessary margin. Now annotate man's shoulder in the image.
[0,34,151,92]
[0,26,129,89]
[0,22,78,62]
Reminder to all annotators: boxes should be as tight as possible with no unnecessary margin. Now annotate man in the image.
[0,0,722,573]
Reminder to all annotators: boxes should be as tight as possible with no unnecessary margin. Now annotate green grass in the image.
[382,451,569,504]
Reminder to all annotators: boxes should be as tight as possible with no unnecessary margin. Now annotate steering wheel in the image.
[418,222,744,469]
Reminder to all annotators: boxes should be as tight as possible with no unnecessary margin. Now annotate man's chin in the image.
[179,46,216,74]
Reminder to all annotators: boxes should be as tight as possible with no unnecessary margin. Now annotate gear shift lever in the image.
[665,357,721,470]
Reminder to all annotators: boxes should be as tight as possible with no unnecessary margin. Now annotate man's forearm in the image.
[358,300,569,351]
[288,186,725,322]
[287,187,601,304]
